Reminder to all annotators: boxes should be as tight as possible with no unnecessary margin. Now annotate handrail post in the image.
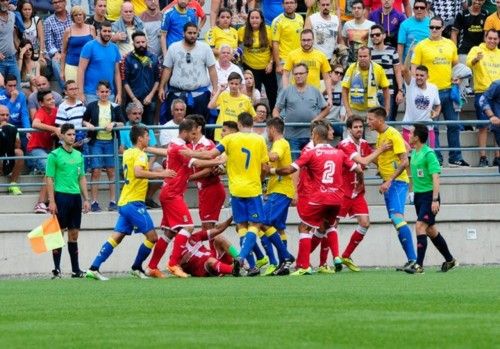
[113,134,120,203]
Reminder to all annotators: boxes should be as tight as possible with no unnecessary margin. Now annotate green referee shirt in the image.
[410,144,441,193]
[45,147,85,194]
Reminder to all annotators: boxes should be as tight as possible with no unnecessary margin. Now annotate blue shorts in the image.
[114,201,155,235]
[263,193,292,230]
[231,196,264,224]
[89,140,114,170]
[55,192,82,230]
[414,191,437,226]
[383,180,408,217]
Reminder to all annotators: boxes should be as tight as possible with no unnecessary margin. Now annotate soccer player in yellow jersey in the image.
[367,107,417,270]
[86,125,176,281]
[181,112,269,276]
[467,29,500,167]
[209,72,256,141]
[282,29,333,102]
[412,16,469,167]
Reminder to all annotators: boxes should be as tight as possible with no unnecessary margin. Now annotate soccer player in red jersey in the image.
[144,119,198,278]
[272,122,359,275]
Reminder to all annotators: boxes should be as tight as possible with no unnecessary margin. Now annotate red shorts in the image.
[297,199,341,228]
[199,182,226,223]
[160,195,193,230]
[182,253,210,277]
[337,195,369,219]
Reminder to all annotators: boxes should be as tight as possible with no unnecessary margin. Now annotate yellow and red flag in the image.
[27,216,65,254]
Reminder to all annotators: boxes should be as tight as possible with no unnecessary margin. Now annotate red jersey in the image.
[337,136,373,199]
[293,143,356,205]
[162,137,192,198]
[27,107,57,152]
[180,230,211,265]
[297,140,314,199]
[187,136,222,190]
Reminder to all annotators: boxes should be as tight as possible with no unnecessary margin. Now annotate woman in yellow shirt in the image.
[238,9,277,110]
[205,8,239,57]
[208,72,256,141]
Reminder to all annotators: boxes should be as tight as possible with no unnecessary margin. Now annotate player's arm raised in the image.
[144,146,168,157]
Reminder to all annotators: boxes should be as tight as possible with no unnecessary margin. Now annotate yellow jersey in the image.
[205,26,239,50]
[376,126,409,183]
[283,48,331,89]
[271,13,304,61]
[267,138,295,199]
[214,91,256,141]
[411,38,458,90]
[217,132,269,197]
[466,43,500,93]
[484,12,500,31]
[118,147,149,206]
[107,0,146,21]
[238,26,273,70]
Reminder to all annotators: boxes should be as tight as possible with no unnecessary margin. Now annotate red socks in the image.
[326,228,339,257]
[168,229,190,267]
[213,260,233,275]
[296,233,312,269]
[342,231,365,259]
[319,237,329,266]
[148,236,168,270]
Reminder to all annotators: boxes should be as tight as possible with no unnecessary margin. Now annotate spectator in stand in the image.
[208,71,256,141]
[282,29,333,104]
[253,102,269,138]
[239,9,277,110]
[107,0,147,22]
[325,64,345,136]
[412,15,469,167]
[365,0,411,17]
[0,104,24,195]
[401,64,441,148]
[452,0,488,59]
[166,0,206,29]
[158,23,217,130]
[160,0,198,59]
[29,90,59,214]
[243,70,261,104]
[467,29,500,166]
[484,0,500,33]
[85,0,107,33]
[0,75,29,150]
[77,21,122,105]
[305,0,341,17]
[159,98,186,147]
[304,0,341,62]
[28,76,63,120]
[479,79,500,168]
[44,0,72,90]
[215,45,245,89]
[55,80,87,150]
[140,0,163,57]
[342,46,390,121]
[71,1,95,15]
[61,6,96,83]
[261,0,284,25]
[397,0,430,62]
[17,39,40,96]
[368,0,406,48]
[273,63,329,159]
[111,1,145,57]
[430,0,467,38]
[272,0,304,91]
[17,0,47,71]
[342,0,375,64]
[205,8,239,57]
[481,0,497,15]
[122,31,160,126]
[210,0,250,27]
[370,24,404,121]
[0,0,21,85]
[82,80,124,213]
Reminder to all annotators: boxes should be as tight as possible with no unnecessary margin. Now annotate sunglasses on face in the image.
[370,33,382,37]
[413,5,426,9]
[429,26,442,30]
[334,71,344,76]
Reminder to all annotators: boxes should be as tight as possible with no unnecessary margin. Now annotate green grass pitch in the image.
[0,267,498,349]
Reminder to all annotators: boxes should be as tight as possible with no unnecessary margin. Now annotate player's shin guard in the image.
[239,228,258,261]
[148,236,169,270]
[342,226,367,258]
[90,237,118,270]
[132,239,155,270]
[169,229,190,267]
[280,232,288,247]
[296,232,312,269]
[391,215,417,261]
[260,234,278,265]
[319,237,329,266]
[67,242,80,273]
[326,227,340,258]
[416,235,428,267]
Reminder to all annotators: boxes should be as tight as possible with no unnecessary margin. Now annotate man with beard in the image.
[304,0,341,61]
[158,22,217,130]
[77,21,122,105]
[123,31,160,126]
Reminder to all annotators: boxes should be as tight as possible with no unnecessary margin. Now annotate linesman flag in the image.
[27,216,65,254]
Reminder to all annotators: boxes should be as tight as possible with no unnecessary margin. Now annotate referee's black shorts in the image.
[55,192,82,230]
[414,191,439,226]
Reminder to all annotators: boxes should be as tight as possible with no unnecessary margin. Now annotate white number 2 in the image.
[321,160,335,184]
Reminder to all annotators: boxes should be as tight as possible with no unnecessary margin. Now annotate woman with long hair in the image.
[243,69,261,104]
[17,0,46,69]
[17,39,40,96]
[238,9,277,110]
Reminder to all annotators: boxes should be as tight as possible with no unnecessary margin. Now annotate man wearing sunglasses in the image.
[397,0,430,62]
[412,16,470,167]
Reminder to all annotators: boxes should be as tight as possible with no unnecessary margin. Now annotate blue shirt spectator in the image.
[397,15,430,61]
[160,4,197,56]
[0,87,30,129]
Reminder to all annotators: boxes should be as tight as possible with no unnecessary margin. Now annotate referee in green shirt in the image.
[405,124,457,274]
[46,123,91,279]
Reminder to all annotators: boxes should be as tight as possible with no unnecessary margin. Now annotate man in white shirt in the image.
[304,0,341,60]
[159,98,187,147]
